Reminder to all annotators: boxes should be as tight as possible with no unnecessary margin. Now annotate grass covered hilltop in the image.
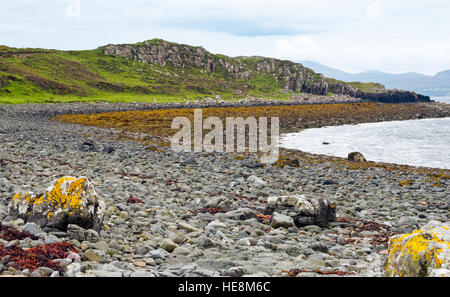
[0,39,430,104]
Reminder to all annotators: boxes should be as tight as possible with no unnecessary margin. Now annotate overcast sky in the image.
[1,0,449,75]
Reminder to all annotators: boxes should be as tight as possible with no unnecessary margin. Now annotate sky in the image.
[1,0,450,75]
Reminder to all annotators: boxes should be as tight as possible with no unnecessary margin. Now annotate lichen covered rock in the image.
[9,176,105,232]
[267,194,336,227]
[384,221,450,277]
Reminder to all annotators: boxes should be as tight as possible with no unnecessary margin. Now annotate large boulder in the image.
[9,176,105,232]
[267,194,336,227]
[348,152,366,162]
[384,221,450,277]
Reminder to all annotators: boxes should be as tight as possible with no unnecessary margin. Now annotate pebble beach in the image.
[0,98,449,277]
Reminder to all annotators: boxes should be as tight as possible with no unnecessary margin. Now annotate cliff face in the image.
[327,82,431,103]
[103,39,430,103]
[103,40,326,94]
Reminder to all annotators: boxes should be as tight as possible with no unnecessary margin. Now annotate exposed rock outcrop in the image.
[103,39,431,103]
[328,82,430,103]
[103,40,325,94]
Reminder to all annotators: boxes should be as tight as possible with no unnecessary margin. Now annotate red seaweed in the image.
[256,214,271,224]
[0,224,39,241]
[282,268,355,277]
[127,197,144,204]
[188,207,228,216]
[335,217,396,246]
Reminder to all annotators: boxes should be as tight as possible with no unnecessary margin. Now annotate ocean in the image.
[280,116,450,170]
[433,96,450,104]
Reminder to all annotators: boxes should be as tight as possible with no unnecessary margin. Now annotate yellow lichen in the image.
[47,212,54,220]
[13,177,88,220]
[385,229,450,277]
[399,180,411,187]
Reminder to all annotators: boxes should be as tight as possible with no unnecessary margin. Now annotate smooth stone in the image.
[160,238,178,252]
[21,222,45,236]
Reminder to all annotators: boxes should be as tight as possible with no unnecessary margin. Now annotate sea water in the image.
[432,96,450,104]
[280,117,450,169]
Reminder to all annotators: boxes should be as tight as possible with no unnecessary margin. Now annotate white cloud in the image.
[366,0,382,19]
[1,0,450,74]
[273,33,450,75]
[274,36,321,62]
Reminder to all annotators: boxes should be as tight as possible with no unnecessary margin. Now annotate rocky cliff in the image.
[0,40,431,103]
[103,39,430,103]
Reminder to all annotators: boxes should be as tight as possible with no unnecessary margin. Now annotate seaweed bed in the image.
[55,102,450,186]
[0,224,78,275]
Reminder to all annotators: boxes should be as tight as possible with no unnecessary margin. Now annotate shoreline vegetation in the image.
[53,100,450,184]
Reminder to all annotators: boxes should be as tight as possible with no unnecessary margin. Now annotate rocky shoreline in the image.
[0,99,449,277]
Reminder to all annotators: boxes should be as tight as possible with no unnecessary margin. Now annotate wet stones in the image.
[9,177,105,232]
[267,194,336,227]
[67,224,99,243]
[79,141,97,152]
[160,238,178,252]
[222,208,256,221]
[102,146,115,154]
[2,101,450,277]
[247,175,266,188]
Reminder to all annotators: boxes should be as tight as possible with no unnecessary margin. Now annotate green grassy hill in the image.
[0,39,428,104]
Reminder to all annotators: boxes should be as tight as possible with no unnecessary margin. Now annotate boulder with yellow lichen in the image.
[8,176,105,232]
[384,221,450,277]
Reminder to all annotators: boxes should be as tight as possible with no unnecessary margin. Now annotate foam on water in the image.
[432,97,450,104]
[280,117,450,169]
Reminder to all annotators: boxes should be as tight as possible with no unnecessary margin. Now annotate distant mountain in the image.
[301,61,450,97]
[435,70,450,78]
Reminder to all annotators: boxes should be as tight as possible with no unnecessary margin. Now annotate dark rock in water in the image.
[348,152,366,162]
[266,194,336,227]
